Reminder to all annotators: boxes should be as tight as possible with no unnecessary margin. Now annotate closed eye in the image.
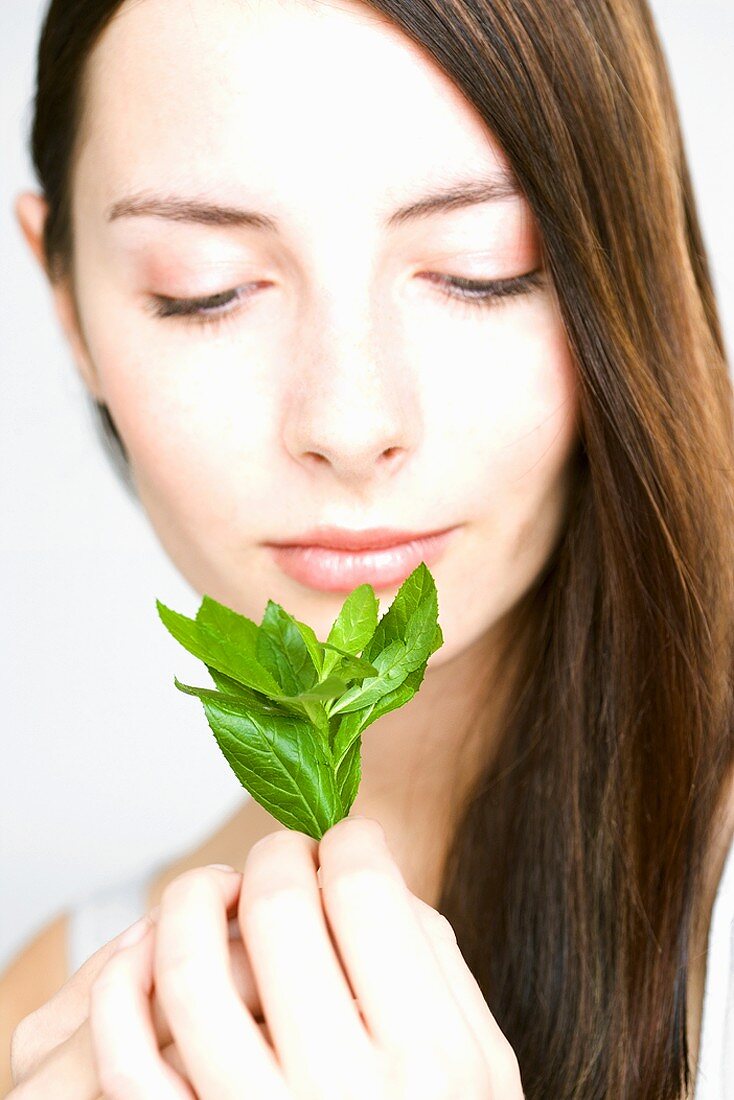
[146,284,259,321]
[144,268,545,332]
[426,268,545,313]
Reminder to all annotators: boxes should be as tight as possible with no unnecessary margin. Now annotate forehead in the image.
[75,0,515,224]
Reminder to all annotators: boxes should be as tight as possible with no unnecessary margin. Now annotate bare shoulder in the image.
[0,910,69,1095]
[0,911,69,1019]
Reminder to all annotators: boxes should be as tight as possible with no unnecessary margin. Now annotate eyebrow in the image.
[105,169,522,231]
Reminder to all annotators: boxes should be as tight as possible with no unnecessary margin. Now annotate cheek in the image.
[426,292,578,487]
[422,300,580,652]
[450,298,579,565]
[490,305,578,488]
[99,355,224,496]
[77,310,274,540]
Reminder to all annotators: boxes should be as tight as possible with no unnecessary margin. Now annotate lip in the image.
[267,525,454,552]
[265,526,458,592]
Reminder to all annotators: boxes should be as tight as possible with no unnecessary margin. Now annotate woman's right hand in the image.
[7,865,258,1098]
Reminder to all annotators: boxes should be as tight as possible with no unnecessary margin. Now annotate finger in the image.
[13,866,239,1082]
[91,1046,189,1100]
[10,1017,101,1099]
[150,919,265,1032]
[318,817,487,1067]
[15,916,182,1100]
[154,864,289,1099]
[160,1039,193,1079]
[10,902,264,1099]
[92,1027,275,1100]
[89,916,196,1099]
[91,1041,193,1099]
[156,1022,277,1071]
[238,830,378,1098]
[18,919,265,1099]
[10,907,163,1084]
[410,894,522,1083]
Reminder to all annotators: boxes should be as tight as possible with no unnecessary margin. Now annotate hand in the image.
[107,815,523,1098]
[11,817,525,1098]
[7,871,258,1097]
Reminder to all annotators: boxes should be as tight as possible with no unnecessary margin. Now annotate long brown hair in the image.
[26,0,734,1095]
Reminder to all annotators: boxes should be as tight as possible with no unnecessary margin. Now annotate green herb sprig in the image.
[156,561,443,840]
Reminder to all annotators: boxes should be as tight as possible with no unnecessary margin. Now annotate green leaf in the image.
[322,584,379,679]
[297,699,331,744]
[195,595,260,652]
[200,694,343,840]
[326,583,379,653]
[335,734,362,816]
[320,643,379,679]
[174,676,295,719]
[257,600,319,696]
[205,666,251,697]
[290,618,325,679]
[362,562,438,672]
[203,664,309,720]
[289,674,351,702]
[156,561,444,838]
[364,656,430,725]
[157,599,283,699]
[327,640,411,717]
[429,621,444,657]
[401,586,440,672]
[330,657,429,768]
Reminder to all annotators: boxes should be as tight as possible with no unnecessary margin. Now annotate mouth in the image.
[263,526,459,592]
[266,524,455,552]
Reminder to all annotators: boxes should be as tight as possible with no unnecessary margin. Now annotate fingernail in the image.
[351,816,386,840]
[116,916,151,950]
[207,862,237,872]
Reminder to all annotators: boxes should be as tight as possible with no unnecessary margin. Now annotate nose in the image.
[281,309,418,488]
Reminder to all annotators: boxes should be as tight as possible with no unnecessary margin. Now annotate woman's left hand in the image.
[89,815,525,1099]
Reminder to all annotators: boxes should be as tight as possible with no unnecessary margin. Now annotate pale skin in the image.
[16,0,581,900]
[6,0,733,1093]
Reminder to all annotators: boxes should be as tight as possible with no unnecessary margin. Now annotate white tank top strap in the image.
[695,826,734,1099]
[66,864,162,975]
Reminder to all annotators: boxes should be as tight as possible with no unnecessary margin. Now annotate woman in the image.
[3,0,733,1095]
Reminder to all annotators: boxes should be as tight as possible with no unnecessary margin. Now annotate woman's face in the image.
[38,0,580,662]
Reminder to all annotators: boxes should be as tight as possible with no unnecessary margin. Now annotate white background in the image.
[1,0,733,972]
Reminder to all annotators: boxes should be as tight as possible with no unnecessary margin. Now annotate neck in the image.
[348,620,509,905]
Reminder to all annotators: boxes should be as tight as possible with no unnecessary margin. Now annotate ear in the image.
[14,190,104,402]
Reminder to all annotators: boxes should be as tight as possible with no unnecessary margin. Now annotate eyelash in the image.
[145,268,545,334]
